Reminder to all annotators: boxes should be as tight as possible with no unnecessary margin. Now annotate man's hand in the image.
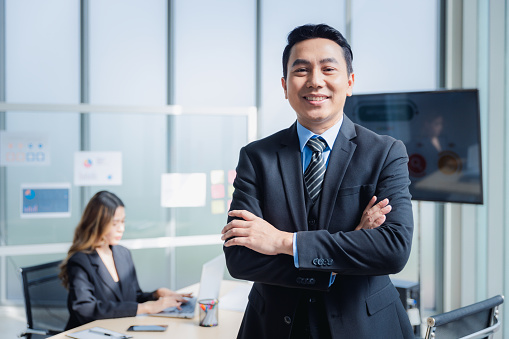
[221,210,293,256]
[355,196,391,231]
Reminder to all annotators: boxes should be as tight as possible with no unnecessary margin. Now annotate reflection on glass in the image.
[345,89,483,204]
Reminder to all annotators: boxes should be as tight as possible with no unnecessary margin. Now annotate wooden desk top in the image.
[51,280,249,339]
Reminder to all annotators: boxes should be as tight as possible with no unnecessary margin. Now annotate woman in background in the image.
[60,190,190,329]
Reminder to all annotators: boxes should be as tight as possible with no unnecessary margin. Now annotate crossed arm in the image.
[221,195,391,256]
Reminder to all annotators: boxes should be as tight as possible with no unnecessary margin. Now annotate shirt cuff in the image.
[293,233,299,268]
[329,273,336,287]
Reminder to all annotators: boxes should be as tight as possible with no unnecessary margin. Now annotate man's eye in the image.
[323,67,336,72]
[295,68,307,73]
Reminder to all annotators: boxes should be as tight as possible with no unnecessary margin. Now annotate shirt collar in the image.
[296,117,344,152]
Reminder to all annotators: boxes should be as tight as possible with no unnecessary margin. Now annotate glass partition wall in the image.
[0,0,257,304]
[0,104,254,302]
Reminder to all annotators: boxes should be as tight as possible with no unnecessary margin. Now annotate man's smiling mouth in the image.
[304,96,329,102]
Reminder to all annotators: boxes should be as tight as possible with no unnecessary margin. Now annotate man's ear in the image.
[346,73,355,97]
[281,77,288,99]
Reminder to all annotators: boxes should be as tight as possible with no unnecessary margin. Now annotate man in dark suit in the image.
[221,24,414,338]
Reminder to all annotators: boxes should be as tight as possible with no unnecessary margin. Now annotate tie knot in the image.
[307,137,327,153]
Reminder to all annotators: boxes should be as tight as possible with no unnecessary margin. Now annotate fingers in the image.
[371,198,389,213]
[160,296,182,309]
[155,287,172,298]
[228,210,256,221]
[355,197,391,231]
[221,210,259,240]
[362,196,377,214]
[377,198,390,211]
[221,210,257,235]
[365,198,390,218]
[221,224,252,241]
[222,234,250,248]
[221,218,249,234]
[380,203,392,215]
[373,214,386,227]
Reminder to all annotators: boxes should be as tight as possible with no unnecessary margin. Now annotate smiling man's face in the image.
[282,38,354,134]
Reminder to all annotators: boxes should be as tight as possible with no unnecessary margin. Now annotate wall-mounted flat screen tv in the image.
[344,89,483,204]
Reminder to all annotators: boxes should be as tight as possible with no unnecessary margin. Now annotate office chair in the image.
[424,294,504,339]
[19,260,69,339]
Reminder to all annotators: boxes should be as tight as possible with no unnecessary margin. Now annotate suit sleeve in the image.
[224,146,332,291]
[297,140,414,276]
[67,254,139,324]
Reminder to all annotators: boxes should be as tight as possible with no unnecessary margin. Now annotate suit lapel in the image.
[319,116,357,230]
[89,249,123,301]
[277,123,308,232]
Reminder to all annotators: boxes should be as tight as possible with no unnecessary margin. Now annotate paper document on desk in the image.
[219,282,252,312]
[66,326,132,339]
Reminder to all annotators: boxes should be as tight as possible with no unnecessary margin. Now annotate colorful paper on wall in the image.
[228,170,236,184]
[210,170,225,184]
[211,200,225,214]
[211,184,225,199]
[227,184,235,197]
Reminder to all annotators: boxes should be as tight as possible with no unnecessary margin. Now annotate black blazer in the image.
[224,116,414,339]
[65,245,155,330]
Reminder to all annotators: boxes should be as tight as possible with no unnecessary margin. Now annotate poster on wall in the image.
[161,173,206,207]
[74,151,122,186]
[20,183,71,218]
[0,131,51,166]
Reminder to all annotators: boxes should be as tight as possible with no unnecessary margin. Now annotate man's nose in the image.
[307,70,324,88]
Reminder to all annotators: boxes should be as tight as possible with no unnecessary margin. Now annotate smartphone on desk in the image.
[127,325,168,332]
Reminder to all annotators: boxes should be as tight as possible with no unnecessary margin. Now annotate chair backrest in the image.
[424,295,504,339]
[19,260,69,338]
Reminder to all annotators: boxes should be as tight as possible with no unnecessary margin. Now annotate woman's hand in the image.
[354,196,391,231]
[154,287,193,300]
[137,296,185,315]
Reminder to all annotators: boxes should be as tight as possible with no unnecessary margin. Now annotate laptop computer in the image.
[149,253,225,319]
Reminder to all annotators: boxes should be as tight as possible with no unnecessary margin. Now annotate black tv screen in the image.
[344,89,483,204]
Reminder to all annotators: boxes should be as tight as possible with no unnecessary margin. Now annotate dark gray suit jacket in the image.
[224,116,414,338]
[65,245,155,329]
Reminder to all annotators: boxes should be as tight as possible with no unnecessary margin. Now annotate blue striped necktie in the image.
[304,137,327,201]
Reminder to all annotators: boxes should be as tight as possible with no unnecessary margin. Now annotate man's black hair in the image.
[282,24,353,79]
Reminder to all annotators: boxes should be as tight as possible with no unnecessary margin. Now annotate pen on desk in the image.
[88,329,132,339]
[89,329,112,336]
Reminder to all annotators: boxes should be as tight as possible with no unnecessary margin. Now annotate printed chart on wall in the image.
[0,131,50,166]
[20,183,71,218]
[74,151,122,186]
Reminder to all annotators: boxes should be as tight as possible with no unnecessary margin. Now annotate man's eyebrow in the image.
[291,59,311,67]
[291,57,339,68]
[320,57,339,64]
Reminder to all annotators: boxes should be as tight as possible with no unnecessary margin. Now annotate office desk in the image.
[51,280,249,339]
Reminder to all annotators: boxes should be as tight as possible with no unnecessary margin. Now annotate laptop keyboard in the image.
[178,298,196,313]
